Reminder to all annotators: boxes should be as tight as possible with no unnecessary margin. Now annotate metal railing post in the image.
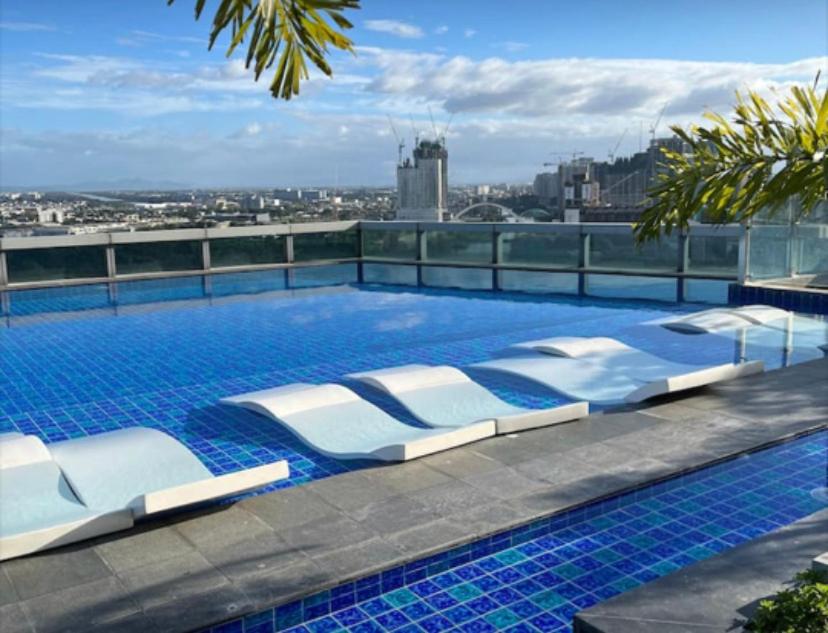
[578,229,590,296]
[677,230,689,302]
[0,250,8,288]
[492,226,502,291]
[356,223,364,283]
[105,245,117,280]
[285,235,295,264]
[201,240,211,272]
[737,223,750,284]
[416,223,426,287]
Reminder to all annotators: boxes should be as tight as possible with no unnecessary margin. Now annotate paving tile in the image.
[310,537,405,579]
[94,524,194,574]
[201,533,310,581]
[306,471,399,512]
[359,461,454,494]
[19,576,142,633]
[0,567,18,607]
[240,486,339,531]
[347,495,440,536]
[144,583,254,633]
[513,454,601,486]
[419,449,504,478]
[236,558,332,609]
[0,603,34,633]
[280,514,380,555]
[117,551,229,610]
[407,480,498,517]
[460,467,548,501]
[174,506,274,551]
[385,519,472,556]
[445,501,536,538]
[4,546,111,601]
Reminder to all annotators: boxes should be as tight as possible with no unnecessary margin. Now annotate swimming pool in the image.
[1,264,826,492]
[200,429,827,633]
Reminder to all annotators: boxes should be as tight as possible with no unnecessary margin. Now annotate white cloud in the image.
[496,41,529,53]
[364,19,423,39]
[434,25,449,35]
[0,21,56,32]
[360,49,827,121]
[464,29,477,38]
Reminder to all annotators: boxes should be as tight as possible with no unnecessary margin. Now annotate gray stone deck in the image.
[574,508,828,633]
[1,358,826,633]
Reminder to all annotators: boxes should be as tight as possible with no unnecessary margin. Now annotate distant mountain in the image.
[1,178,193,192]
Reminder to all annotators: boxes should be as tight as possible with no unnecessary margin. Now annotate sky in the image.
[1,0,827,189]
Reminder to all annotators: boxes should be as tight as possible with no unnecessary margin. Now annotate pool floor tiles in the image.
[199,430,828,633]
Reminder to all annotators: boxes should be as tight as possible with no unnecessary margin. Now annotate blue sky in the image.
[1,0,826,188]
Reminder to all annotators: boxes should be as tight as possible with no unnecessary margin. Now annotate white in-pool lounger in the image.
[0,429,288,561]
[346,364,588,434]
[660,305,824,335]
[221,383,495,461]
[472,336,764,404]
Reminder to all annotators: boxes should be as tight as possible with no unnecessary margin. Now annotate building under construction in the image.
[396,140,448,222]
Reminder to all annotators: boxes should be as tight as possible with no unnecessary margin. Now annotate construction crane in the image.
[427,106,439,140]
[441,112,454,147]
[549,150,584,162]
[386,115,405,165]
[649,102,669,143]
[408,114,419,148]
[608,128,627,163]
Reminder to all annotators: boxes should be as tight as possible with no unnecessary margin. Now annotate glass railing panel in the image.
[501,232,579,268]
[290,263,359,287]
[683,279,730,304]
[115,240,203,275]
[687,235,739,275]
[793,223,828,277]
[421,265,493,290]
[425,230,492,264]
[362,229,418,260]
[588,231,678,272]
[6,246,108,283]
[363,263,418,285]
[586,274,678,301]
[209,236,286,268]
[747,225,791,280]
[293,231,359,262]
[498,271,578,294]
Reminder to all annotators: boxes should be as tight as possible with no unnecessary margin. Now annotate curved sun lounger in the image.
[473,337,763,404]
[347,364,588,434]
[221,383,495,461]
[0,429,288,561]
[660,305,824,335]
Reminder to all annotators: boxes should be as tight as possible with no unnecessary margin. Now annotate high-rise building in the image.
[396,140,448,221]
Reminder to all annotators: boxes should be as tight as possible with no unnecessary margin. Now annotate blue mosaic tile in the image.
[201,431,826,633]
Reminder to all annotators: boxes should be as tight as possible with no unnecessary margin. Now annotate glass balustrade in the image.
[293,230,359,262]
[115,240,203,275]
[209,236,286,268]
[362,229,418,260]
[424,230,492,263]
[500,231,580,268]
[587,231,678,272]
[6,246,108,283]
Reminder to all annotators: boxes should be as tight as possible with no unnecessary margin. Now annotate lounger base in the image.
[625,360,764,403]
[496,401,589,434]
[377,420,496,461]
[137,461,290,517]
[0,510,134,562]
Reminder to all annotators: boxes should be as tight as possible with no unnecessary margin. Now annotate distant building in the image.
[532,172,558,205]
[396,140,448,222]
[36,208,65,224]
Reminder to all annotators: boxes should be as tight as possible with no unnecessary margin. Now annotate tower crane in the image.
[386,115,405,165]
[649,102,669,143]
[608,128,627,163]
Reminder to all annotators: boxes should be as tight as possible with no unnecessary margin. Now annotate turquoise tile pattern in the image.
[202,430,828,632]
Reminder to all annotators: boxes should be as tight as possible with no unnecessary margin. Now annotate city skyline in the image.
[1,0,826,189]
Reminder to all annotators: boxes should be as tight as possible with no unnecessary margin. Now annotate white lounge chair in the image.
[347,364,588,434]
[0,429,288,561]
[473,336,763,404]
[220,383,496,461]
[661,305,825,335]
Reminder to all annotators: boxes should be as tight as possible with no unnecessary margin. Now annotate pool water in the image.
[204,430,828,633]
[1,265,826,491]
